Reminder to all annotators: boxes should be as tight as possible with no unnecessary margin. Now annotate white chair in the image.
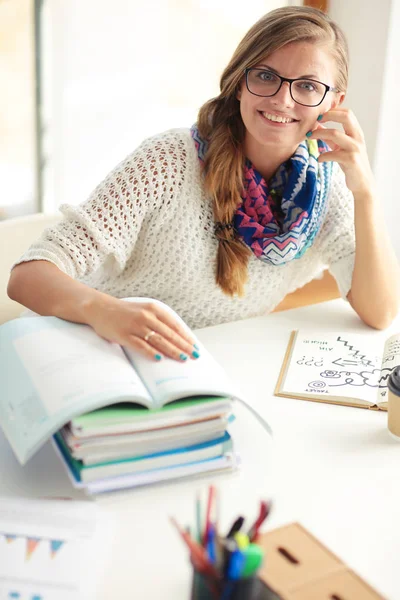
[0,212,62,324]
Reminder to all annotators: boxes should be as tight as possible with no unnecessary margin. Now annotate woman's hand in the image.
[309,107,400,329]
[85,297,199,362]
[309,107,374,196]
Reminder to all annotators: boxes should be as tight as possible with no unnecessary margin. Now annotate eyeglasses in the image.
[244,68,338,107]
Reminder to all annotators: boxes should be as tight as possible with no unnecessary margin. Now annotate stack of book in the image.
[0,299,241,495]
[54,396,236,494]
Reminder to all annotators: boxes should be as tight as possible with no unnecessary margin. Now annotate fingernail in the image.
[194,344,199,350]
[306,130,312,137]
[180,353,188,361]
[317,114,323,121]
[155,354,162,361]
[192,350,200,359]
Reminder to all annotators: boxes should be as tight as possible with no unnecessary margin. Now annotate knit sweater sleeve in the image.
[317,163,356,299]
[13,130,187,279]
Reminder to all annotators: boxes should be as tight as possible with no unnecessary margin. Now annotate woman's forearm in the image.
[348,191,400,329]
[7,260,117,324]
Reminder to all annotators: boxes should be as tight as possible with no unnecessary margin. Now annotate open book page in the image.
[276,331,385,407]
[378,332,400,407]
[121,297,238,407]
[124,344,237,407]
[0,316,152,465]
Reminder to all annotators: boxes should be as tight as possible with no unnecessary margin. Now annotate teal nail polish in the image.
[180,353,188,361]
[306,130,312,137]
[155,354,162,361]
[317,114,323,121]
[192,350,200,359]
[194,344,199,350]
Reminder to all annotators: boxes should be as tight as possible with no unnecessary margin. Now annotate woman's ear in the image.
[236,82,244,101]
[330,92,346,109]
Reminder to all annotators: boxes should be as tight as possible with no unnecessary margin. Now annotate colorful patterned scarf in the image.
[190,124,333,265]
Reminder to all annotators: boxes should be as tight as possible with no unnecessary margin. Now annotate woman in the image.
[8,6,400,362]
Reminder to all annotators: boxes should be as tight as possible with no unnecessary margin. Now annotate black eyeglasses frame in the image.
[244,67,339,107]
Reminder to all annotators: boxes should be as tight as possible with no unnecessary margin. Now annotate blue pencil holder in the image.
[190,569,282,599]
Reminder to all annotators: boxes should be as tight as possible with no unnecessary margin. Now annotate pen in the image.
[222,537,238,578]
[214,486,220,533]
[241,543,264,578]
[215,533,225,572]
[206,523,217,564]
[233,532,249,550]
[203,485,216,546]
[226,548,246,580]
[170,516,219,580]
[196,493,202,543]
[247,500,272,542]
[226,515,244,538]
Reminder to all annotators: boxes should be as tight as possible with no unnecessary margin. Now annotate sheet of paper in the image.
[379,333,400,402]
[282,331,385,404]
[0,497,98,600]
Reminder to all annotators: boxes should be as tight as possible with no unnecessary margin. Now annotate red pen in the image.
[170,516,220,580]
[247,500,272,542]
[203,485,216,546]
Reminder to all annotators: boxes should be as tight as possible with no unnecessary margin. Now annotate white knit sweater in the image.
[16,128,355,329]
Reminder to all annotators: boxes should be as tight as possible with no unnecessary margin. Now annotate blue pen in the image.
[206,523,217,564]
[220,548,246,600]
[227,548,246,580]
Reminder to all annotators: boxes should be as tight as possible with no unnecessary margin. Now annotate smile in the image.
[259,111,298,124]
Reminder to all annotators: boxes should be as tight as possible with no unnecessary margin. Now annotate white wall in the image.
[330,0,400,258]
[41,0,283,210]
[373,0,400,247]
[329,0,392,166]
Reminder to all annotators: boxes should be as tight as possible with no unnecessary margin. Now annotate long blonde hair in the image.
[197,6,349,296]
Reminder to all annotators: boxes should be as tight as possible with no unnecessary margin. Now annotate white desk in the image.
[2,299,400,600]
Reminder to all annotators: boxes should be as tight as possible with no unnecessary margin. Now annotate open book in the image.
[275,330,400,410]
[0,299,239,466]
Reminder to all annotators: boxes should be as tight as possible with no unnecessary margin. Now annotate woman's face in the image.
[237,41,344,156]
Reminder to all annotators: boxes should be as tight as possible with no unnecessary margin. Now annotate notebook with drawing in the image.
[275,330,400,410]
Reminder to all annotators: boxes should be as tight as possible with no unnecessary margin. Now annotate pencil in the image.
[170,516,220,580]
[196,493,202,543]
